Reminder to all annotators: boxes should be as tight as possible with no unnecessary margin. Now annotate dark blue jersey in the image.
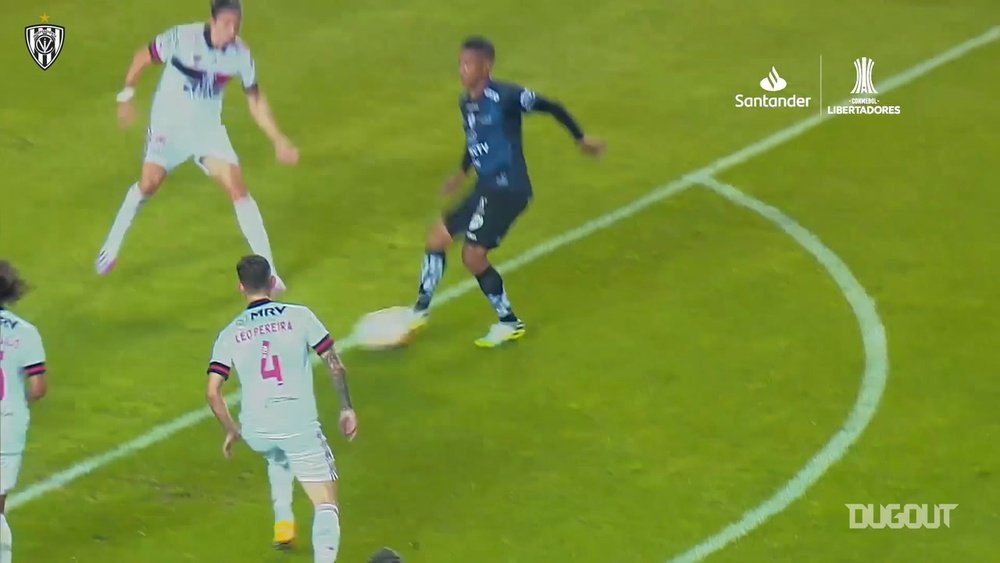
[460,79,584,195]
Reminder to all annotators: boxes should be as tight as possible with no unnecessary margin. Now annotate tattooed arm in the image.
[308,311,357,439]
[320,346,358,440]
[320,346,352,409]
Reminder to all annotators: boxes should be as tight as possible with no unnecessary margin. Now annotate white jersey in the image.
[208,300,333,434]
[148,22,256,130]
[0,308,47,420]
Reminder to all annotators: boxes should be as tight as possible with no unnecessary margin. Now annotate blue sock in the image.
[476,266,518,323]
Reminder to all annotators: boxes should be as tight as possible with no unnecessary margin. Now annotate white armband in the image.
[115,87,135,103]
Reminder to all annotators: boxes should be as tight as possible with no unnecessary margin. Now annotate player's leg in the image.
[96,126,186,275]
[411,219,451,324]
[463,242,526,347]
[411,192,479,327]
[199,155,285,293]
[267,451,296,549]
[196,124,285,289]
[0,493,14,563]
[462,191,530,347]
[242,433,298,549]
[0,493,10,563]
[299,481,340,563]
[95,161,168,275]
[284,427,341,563]
[0,453,24,563]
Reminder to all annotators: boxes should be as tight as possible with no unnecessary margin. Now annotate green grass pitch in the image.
[1,0,997,561]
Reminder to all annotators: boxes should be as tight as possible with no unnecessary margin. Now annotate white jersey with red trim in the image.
[207,300,334,434]
[0,308,47,421]
[147,22,256,130]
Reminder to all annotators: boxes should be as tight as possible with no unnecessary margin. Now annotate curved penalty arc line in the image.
[667,176,890,562]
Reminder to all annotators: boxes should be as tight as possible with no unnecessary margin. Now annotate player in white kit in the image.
[205,255,358,562]
[0,262,49,563]
[96,0,298,292]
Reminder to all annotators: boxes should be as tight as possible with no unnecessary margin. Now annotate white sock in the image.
[312,503,340,563]
[101,183,146,256]
[233,196,279,276]
[267,458,294,523]
[0,513,12,563]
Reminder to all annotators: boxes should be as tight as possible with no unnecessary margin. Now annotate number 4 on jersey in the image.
[260,340,284,385]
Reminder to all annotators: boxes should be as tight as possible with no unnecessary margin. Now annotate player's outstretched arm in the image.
[205,373,241,457]
[531,96,606,157]
[319,347,358,441]
[115,46,154,128]
[246,89,300,165]
[123,47,154,92]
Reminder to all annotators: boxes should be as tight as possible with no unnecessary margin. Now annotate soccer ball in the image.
[351,306,414,350]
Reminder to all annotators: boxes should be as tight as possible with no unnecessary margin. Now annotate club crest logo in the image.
[25,15,65,71]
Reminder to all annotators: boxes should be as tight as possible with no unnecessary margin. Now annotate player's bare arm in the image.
[319,346,352,409]
[205,372,241,457]
[27,374,47,402]
[442,150,472,195]
[245,87,299,165]
[319,347,358,441]
[531,96,606,156]
[115,46,154,128]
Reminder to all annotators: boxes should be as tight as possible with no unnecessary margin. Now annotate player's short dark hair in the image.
[368,547,403,563]
[462,36,496,62]
[0,260,28,307]
[236,255,271,293]
[211,0,242,18]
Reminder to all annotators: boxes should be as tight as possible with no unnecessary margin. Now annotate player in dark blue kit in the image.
[408,36,606,347]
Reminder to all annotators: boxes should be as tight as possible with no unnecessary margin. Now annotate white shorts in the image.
[0,453,22,495]
[143,123,239,174]
[0,415,28,494]
[243,423,338,483]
